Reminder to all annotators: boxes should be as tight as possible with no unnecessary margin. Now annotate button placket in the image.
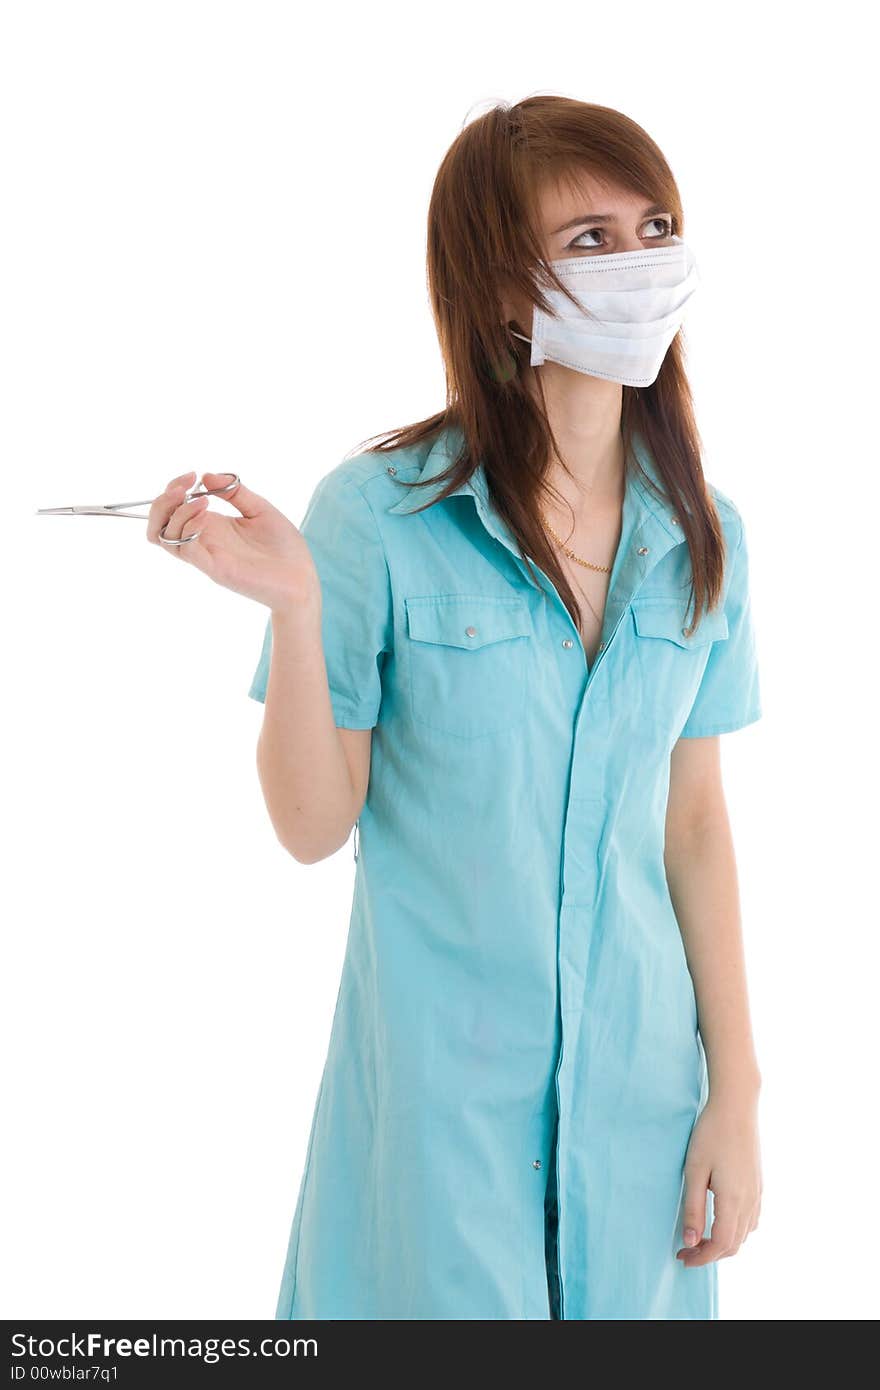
[549,508,687,1309]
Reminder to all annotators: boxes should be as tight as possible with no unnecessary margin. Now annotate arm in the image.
[247,466,393,863]
[664,732,762,1267]
[146,466,382,866]
[256,602,372,863]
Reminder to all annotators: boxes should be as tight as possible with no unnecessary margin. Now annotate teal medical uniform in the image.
[248,422,762,1320]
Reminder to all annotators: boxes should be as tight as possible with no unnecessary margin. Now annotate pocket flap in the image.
[631,601,728,649]
[405,594,532,650]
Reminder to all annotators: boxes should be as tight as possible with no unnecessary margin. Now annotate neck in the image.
[528,364,626,506]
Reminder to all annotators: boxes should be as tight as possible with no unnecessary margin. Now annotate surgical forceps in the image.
[36,472,241,545]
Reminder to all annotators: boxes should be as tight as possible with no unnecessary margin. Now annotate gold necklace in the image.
[540,510,613,573]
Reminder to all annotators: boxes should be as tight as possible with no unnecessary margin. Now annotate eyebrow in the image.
[552,204,670,235]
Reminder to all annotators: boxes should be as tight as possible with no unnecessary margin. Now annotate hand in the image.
[676,1093,762,1267]
[147,470,320,615]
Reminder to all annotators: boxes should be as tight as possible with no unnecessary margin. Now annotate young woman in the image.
[149,96,763,1321]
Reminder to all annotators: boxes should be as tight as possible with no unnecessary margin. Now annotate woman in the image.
[150,96,763,1320]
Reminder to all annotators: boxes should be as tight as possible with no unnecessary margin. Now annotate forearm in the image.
[256,602,361,863]
[664,813,761,1102]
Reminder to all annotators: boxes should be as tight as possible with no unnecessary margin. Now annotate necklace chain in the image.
[540,510,613,574]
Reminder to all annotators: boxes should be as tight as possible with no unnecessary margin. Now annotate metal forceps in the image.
[36,472,241,546]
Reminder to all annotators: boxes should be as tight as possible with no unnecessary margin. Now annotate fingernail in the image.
[684,1228,699,1247]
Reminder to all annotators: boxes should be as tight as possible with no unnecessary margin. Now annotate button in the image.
[532,1159,542,1170]
[465,625,477,637]
[386,464,397,475]
[670,514,679,525]
[599,641,606,651]
[561,638,574,649]
[637,546,649,555]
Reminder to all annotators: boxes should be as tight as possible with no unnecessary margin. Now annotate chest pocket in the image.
[631,601,729,648]
[630,599,729,732]
[404,593,532,738]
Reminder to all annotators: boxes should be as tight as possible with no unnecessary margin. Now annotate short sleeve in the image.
[247,466,393,729]
[677,509,762,738]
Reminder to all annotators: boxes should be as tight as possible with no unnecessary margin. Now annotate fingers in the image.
[147,471,210,553]
[677,1193,746,1267]
[147,471,195,545]
[163,493,211,554]
[147,469,268,567]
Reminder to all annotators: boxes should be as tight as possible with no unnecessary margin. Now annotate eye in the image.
[643,216,673,239]
[567,227,604,251]
[565,217,674,253]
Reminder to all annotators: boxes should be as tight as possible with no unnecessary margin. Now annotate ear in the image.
[497,275,521,329]
[498,280,534,336]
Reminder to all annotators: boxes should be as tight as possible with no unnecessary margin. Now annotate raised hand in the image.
[147,470,320,614]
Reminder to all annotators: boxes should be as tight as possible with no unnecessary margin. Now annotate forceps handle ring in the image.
[157,472,240,545]
[158,523,202,546]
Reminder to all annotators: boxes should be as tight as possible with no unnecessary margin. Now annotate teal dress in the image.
[248,423,762,1320]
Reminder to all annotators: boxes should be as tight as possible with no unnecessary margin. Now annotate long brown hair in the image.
[354,95,726,633]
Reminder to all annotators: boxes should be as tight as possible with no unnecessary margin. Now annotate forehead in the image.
[537,169,654,230]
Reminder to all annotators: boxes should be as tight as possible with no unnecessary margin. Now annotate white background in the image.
[2,0,876,1322]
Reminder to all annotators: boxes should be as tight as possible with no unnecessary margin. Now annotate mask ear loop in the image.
[510,325,545,367]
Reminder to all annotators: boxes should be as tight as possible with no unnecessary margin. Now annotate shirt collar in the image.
[386,422,478,513]
[386,420,683,555]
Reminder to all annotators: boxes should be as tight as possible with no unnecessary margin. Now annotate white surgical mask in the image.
[510,235,699,387]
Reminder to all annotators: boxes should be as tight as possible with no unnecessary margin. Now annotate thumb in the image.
[198,471,266,520]
[681,1168,709,1247]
